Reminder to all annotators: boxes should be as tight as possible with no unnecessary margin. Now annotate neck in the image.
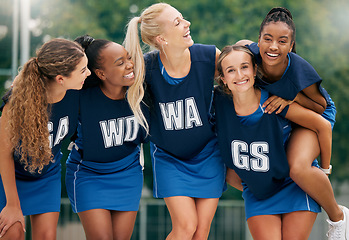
[46,81,67,103]
[159,47,191,78]
[100,84,126,100]
[232,87,261,116]
[261,57,289,83]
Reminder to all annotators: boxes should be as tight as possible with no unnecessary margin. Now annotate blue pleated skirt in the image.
[151,138,226,199]
[65,148,143,213]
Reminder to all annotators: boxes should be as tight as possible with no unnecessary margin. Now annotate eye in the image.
[227,69,235,73]
[242,65,248,69]
[117,61,124,66]
[175,20,180,26]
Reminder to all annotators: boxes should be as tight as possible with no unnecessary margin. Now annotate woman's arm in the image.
[285,102,332,169]
[297,84,327,114]
[235,40,254,46]
[263,90,326,115]
[0,105,26,237]
[226,168,243,191]
[214,47,221,78]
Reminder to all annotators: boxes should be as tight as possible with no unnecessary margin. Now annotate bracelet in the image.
[320,165,332,175]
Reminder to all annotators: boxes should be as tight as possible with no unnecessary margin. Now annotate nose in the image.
[184,19,191,27]
[87,68,91,76]
[126,59,134,69]
[236,69,244,79]
[270,41,278,51]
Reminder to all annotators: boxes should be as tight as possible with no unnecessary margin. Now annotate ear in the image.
[95,69,106,80]
[253,64,257,76]
[221,76,226,85]
[289,41,295,53]
[155,35,167,46]
[257,36,261,47]
[55,75,65,85]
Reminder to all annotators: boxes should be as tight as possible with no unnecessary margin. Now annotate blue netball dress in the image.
[248,42,336,128]
[144,44,226,198]
[0,90,79,216]
[214,87,321,219]
[65,86,147,213]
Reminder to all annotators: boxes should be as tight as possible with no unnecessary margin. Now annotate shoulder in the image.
[190,44,216,62]
[288,53,321,81]
[0,89,12,112]
[144,50,159,69]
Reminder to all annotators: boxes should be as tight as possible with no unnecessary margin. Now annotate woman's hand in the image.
[262,95,293,114]
[0,204,26,238]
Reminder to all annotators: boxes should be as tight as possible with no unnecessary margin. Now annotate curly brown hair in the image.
[7,38,84,173]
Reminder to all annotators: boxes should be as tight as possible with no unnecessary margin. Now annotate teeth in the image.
[124,72,134,78]
[267,53,278,57]
[235,80,248,85]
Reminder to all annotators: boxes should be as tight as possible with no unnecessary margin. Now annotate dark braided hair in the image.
[259,7,296,53]
[74,35,112,89]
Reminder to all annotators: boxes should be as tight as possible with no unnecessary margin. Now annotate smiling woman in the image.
[0,38,88,240]
[124,3,226,239]
[64,35,149,240]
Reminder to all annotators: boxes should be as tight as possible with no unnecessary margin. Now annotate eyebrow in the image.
[224,62,249,71]
[263,33,289,39]
[113,56,123,64]
[80,66,87,73]
[225,66,234,71]
[173,14,183,24]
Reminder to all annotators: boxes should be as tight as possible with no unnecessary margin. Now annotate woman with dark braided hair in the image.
[65,35,148,240]
[0,38,90,240]
[238,7,348,240]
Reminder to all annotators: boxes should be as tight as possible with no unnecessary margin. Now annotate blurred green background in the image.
[1,0,348,200]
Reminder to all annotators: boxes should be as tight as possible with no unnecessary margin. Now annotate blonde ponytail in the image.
[124,17,148,134]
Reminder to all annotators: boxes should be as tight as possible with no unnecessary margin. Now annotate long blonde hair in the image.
[7,38,84,173]
[124,3,169,97]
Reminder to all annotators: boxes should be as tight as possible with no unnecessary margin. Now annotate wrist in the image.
[320,165,332,175]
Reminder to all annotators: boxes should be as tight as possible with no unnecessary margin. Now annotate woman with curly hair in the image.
[0,38,90,240]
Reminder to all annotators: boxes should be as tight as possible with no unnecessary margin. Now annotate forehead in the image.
[222,50,252,66]
[157,6,181,24]
[100,42,126,59]
[261,22,293,36]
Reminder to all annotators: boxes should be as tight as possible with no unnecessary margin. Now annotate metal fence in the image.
[22,197,334,240]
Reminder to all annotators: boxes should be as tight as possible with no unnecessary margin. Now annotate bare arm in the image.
[235,39,254,46]
[214,47,221,78]
[226,168,243,191]
[285,102,332,169]
[263,90,326,115]
[297,84,327,114]
[0,105,26,237]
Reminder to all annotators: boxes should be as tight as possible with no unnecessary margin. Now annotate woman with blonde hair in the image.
[124,3,225,239]
[0,38,90,239]
[65,35,148,240]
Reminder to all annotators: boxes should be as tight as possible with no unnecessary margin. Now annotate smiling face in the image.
[62,54,90,90]
[156,5,193,49]
[221,50,256,94]
[258,22,294,68]
[96,42,135,91]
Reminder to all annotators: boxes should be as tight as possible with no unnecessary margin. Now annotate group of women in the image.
[0,3,348,240]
